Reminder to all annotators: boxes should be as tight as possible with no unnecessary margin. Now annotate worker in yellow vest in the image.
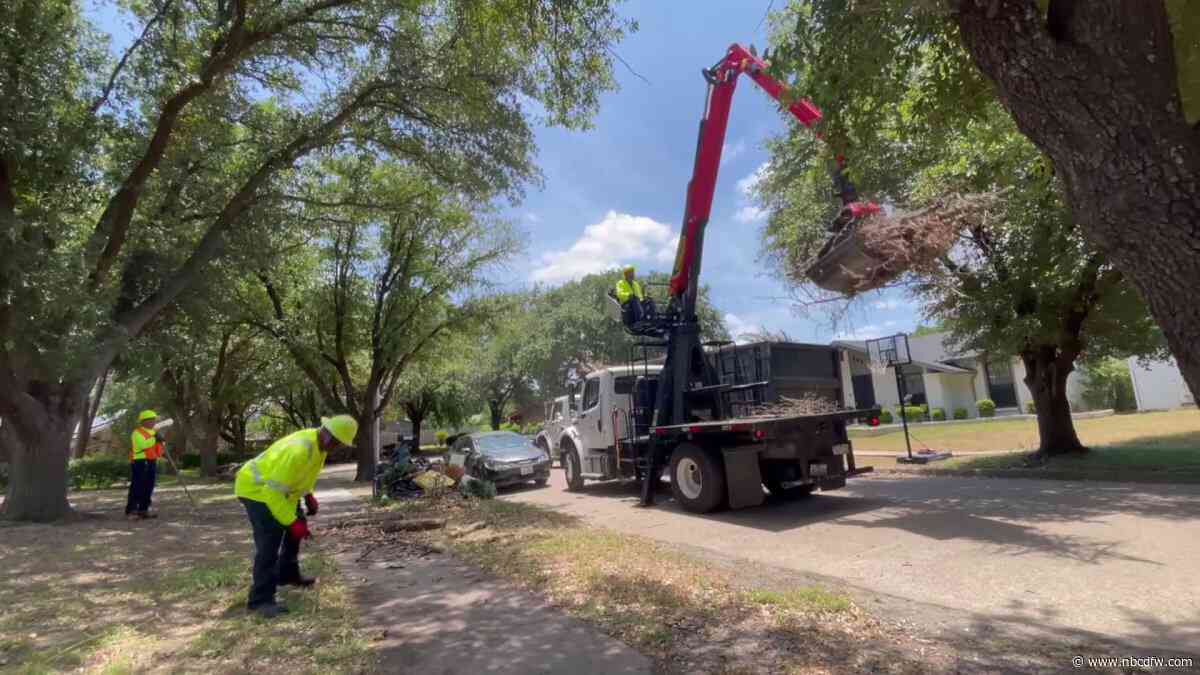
[614,265,657,327]
[234,415,358,618]
[125,410,164,519]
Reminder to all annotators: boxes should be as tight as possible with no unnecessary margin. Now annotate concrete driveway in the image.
[502,471,1200,654]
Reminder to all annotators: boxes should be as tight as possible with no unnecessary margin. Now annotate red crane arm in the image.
[666,43,878,306]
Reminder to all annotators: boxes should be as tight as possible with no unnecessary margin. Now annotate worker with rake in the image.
[126,409,164,520]
[234,415,358,618]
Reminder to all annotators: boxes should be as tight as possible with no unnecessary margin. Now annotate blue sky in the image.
[500,1,921,342]
[88,0,922,342]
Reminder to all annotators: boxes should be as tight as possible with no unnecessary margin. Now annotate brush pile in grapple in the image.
[803,191,1005,295]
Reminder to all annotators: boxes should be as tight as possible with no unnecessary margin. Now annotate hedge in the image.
[1025,401,1036,414]
[178,452,242,470]
[931,408,946,421]
[896,405,926,421]
[68,455,131,490]
[879,409,894,424]
[953,408,969,420]
[977,399,997,417]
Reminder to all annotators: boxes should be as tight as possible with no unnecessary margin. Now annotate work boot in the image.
[251,603,289,618]
[279,575,317,588]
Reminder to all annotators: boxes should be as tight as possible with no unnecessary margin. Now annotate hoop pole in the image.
[895,365,913,460]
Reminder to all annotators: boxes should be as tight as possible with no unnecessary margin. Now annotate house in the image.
[832,332,1093,417]
[72,412,123,457]
[1128,357,1195,411]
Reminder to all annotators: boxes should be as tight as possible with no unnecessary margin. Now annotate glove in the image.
[304,494,319,516]
[288,518,311,541]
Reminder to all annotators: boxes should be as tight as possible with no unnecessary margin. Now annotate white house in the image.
[1128,357,1195,411]
[833,332,1093,418]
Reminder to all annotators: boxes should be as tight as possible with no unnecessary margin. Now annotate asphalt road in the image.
[501,470,1200,654]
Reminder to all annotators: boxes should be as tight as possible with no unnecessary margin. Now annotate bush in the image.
[919,404,929,416]
[459,476,497,499]
[879,409,894,424]
[521,421,543,436]
[953,407,969,420]
[498,422,521,433]
[1081,357,1137,412]
[931,408,946,421]
[1025,401,1036,414]
[896,405,925,421]
[178,452,241,470]
[435,431,448,447]
[977,399,997,417]
[68,454,130,490]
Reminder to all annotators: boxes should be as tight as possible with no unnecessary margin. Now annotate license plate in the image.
[810,463,828,477]
[520,466,533,476]
[832,443,849,455]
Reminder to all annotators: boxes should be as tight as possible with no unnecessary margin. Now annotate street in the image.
[503,470,1200,653]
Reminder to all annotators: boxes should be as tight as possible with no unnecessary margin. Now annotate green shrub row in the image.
[953,408,969,420]
[68,455,131,490]
[977,399,996,417]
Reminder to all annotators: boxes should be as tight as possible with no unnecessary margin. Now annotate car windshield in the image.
[474,432,531,454]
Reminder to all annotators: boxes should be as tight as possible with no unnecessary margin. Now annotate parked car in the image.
[448,430,551,488]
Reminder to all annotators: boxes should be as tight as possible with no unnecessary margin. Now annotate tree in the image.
[760,14,1165,455]
[252,161,518,480]
[469,296,547,430]
[395,346,474,450]
[763,0,1200,428]
[0,0,631,520]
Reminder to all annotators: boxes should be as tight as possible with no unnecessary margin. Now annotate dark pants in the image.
[125,459,157,514]
[239,498,304,609]
[621,298,657,326]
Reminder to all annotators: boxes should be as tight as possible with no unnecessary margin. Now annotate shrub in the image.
[498,422,521,433]
[931,408,946,421]
[521,421,543,436]
[919,404,929,416]
[977,399,997,417]
[178,452,241,470]
[435,431,448,447]
[896,405,925,421]
[459,476,497,499]
[1081,357,1137,412]
[1025,401,1036,414]
[879,409,893,424]
[68,454,130,490]
[953,408,968,420]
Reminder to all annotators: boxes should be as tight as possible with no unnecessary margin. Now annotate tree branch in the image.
[90,0,177,115]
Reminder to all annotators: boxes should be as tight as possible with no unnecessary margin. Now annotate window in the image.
[582,379,600,411]
[985,357,1018,408]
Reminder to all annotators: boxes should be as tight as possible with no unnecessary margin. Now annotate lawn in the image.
[0,480,373,674]
[852,409,1200,480]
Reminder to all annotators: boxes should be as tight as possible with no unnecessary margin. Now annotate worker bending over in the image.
[126,410,164,519]
[234,415,358,618]
[615,265,657,327]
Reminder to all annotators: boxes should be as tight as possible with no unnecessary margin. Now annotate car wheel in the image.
[563,445,584,492]
[669,443,726,513]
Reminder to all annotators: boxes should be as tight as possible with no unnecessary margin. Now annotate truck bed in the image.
[652,407,877,435]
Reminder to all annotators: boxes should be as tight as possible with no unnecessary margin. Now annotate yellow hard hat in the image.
[138,410,158,422]
[622,265,635,274]
[321,415,358,447]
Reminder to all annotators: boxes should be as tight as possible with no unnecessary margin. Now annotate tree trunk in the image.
[73,369,108,459]
[196,412,222,477]
[0,384,84,521]
[956,0,1200,406]
[1022,350,1087,456]
[410,414,423,453]
[354,412,380,481]
[489,399,502,430]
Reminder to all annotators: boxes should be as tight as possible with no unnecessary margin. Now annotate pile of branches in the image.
[744,395,840,419]
[802,190,1007,294]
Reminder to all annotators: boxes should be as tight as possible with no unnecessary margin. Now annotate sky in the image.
[87,0,923,343]
[497,1,922,343]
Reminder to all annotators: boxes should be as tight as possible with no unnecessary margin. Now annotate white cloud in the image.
[724,313,755,344]
[737,162,769,198]
[656,235,679,263]
[531,210,674,284]
[722,140,747,164]
[734,205,767,224]
[524,212,541,223]
[871,299,907,311]
[833,320,900,341]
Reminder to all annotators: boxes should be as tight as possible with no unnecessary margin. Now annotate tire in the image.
[669,443,726,513]
[535,477,549,487]
[563,445,584,492]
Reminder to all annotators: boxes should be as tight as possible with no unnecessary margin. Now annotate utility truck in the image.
[577,43,882,513]
[534,395,573,465]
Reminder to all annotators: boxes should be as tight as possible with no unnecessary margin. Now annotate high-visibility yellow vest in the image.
[615,278,644,304]
[234,429,326,526]
[130,427,162,461]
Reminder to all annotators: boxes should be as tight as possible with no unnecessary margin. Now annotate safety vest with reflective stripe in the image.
[234,429,325,526]
[130,427,162,461]
[615,278,644,304]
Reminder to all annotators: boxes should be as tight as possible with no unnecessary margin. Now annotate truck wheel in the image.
[669,443,726,513]
[563,445,584,492]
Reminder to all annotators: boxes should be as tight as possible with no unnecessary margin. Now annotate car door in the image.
[575,377,605,451]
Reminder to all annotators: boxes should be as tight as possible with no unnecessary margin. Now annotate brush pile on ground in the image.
[802,190,1006,294]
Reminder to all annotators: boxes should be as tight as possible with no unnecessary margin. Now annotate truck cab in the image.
[557,365,662,488]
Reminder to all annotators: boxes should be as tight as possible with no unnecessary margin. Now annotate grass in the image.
[0,482,373,675]
[371,497,925,673]
[852,409,1200,482]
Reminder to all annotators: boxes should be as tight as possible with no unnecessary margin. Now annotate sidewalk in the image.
[314,465,651,674]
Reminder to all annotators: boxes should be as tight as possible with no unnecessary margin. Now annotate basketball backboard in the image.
[865,333,911,371]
